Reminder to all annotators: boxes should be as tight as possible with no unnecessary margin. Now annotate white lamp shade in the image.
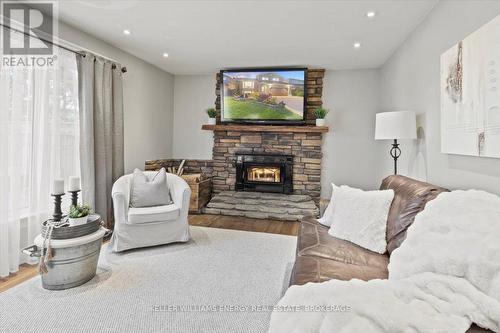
[375,111,417,140]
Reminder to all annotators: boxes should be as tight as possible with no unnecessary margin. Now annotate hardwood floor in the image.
[0,214,299,293]
[189,214,300,236]
[0,263,39,293]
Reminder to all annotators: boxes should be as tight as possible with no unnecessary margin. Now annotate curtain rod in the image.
[0,23,127,73]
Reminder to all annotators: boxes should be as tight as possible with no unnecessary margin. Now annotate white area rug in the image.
[0,226,296,333]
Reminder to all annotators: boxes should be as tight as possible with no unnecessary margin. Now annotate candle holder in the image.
[51,193,64,222]
[69,190,81,207]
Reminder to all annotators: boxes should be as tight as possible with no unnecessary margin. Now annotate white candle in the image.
[68,176,81,191]
[52,179,65,195]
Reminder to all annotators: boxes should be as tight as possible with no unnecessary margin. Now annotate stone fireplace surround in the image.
[209,68,326,205]
[209,129,324,204]
[146,69,327,220]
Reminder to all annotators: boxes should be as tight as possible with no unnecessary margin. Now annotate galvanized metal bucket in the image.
[22,227,107,290]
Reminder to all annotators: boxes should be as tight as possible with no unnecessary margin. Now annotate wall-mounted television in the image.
[221,68,307,125]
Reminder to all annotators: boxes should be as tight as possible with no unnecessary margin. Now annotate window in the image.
[243,81,253,88]
[1,51,80,216]
[0,32,80,276]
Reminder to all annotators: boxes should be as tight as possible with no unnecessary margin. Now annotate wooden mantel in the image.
[201,124,329,133]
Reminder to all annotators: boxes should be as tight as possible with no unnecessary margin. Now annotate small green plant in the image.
[314,107,329,119]
[206,108,217,118]
[69,204,91,218]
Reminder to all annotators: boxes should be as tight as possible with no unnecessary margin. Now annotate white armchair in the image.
[110,171,191,252]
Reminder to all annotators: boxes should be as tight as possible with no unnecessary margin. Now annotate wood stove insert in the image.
[235,153,293,194]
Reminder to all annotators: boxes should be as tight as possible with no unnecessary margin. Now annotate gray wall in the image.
[57,21,175,174]
[321,70,385,198]
[379,1,500,194]
[172,75,215,159]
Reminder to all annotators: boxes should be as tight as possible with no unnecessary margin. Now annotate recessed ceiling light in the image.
[366,11,376,18]
[353,42,361,49]
[163,53,169,58]
[123,29,131,35]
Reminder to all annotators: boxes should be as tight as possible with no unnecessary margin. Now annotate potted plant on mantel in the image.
[314,107,329,126]
[68,204,91,226]
[206,108,217,125]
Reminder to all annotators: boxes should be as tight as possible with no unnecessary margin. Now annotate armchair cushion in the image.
[127,204,180,224]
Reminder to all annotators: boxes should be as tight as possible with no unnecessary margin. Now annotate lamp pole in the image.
[375,111,416,176]
[390,139,401,175]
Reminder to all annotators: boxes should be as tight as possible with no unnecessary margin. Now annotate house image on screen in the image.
[224,72,304,98]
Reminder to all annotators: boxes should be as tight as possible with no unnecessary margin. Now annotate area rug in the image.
[0,226,296,333]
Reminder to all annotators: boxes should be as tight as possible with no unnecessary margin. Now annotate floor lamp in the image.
[375,111,417,175]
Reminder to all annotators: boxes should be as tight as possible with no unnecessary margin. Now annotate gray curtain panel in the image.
[77,53,124,228]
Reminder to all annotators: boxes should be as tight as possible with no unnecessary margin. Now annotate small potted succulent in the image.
[314,107,329,126]
[206,108,217,125]
[68,204,91,226]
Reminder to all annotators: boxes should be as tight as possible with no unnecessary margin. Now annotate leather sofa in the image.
[289,175,489,333]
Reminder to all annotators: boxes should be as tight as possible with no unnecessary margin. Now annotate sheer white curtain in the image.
[0,39,80,277]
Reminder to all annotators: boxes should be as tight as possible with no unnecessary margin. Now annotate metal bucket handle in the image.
[22,245,41,258]
[22,227,110,258]
[103,228,112,238]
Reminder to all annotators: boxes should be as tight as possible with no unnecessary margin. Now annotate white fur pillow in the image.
[328,185,394,254]
[317,183,337,227]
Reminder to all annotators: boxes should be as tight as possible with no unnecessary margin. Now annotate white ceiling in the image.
[57,0,437,74]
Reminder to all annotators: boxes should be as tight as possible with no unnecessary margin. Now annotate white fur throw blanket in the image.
[269,190,500,333]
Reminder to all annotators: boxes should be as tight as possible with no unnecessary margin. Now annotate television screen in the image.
[221,68,307,124]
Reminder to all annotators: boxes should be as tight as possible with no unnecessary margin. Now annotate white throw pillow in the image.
[317,183,337,227]
[130,168,173,208]
[328,185,394,254]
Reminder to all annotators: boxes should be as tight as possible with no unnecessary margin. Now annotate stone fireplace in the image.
[147,69,327,221]
[200,126,326,220]
[235,153,293,194]
[201,69,326,220]
[209,129,325,205]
